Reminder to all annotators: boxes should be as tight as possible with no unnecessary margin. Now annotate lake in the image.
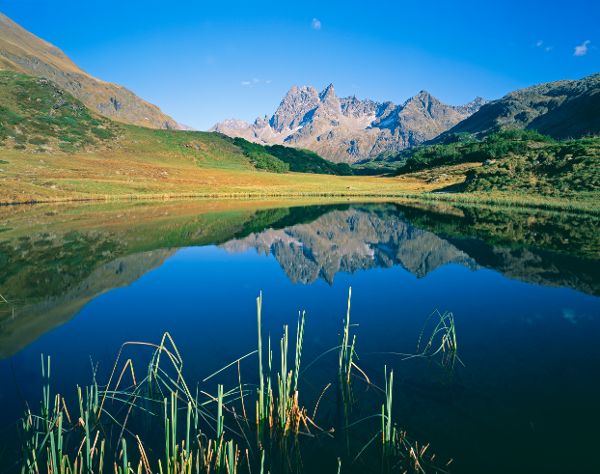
[0,199,599,473]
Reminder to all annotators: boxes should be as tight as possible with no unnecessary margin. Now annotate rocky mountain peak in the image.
[319,83,336,100]
[455,96,489,115]
[212,83,486,163]
[416,90,433,99]
[269,85,320,132]
[214,118,250,130]
[318,83,341,112]
[403,90,438,109]
[253,115,270,127]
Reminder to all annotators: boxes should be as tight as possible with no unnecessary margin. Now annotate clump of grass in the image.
[414,310,462,372]
[16,290,452,474]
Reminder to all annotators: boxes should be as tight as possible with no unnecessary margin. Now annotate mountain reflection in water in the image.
[1,199,600,473]
[0,200,598,358]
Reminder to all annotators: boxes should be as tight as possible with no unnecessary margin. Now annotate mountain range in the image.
[0,13,180,129]
[0,10,597,202]
[211,84,487,163]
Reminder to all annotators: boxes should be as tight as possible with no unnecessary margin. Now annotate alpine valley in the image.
[0,11,598,210]
[1,5,600,474]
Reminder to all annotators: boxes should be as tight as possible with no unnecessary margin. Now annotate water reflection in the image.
[1,200,599,473]
[222,207,478,282]
[0,200,598,358]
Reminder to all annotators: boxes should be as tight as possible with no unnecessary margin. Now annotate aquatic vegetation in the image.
[14,290,453,473]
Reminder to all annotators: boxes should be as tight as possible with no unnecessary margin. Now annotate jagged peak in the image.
[463,96,487,106]
[253,115,270,127]
[210,118,250,131]
[319,83,336,100]
[284,84,318,97]
[405,90,437,104]
[454,96,488,114]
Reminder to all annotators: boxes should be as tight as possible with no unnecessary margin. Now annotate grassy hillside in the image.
[0,71,357,175]
[0,70,462,203]
[0,71,118,152]
[0,70,598,209]
[0,12,179,129]
[385,130,599,197]
[462,136,600,195]
[440,72,600,139]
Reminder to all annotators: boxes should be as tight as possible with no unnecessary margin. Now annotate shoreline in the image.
[1,190,598,215]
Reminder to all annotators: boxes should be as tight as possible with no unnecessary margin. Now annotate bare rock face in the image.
[0,13,181,129]
[211,84,485,163]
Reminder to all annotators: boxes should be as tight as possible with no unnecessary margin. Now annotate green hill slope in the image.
[390,130,600,196]
[0,70,351,175]
[0,71,118,152]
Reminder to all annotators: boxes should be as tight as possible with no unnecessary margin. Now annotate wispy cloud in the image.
[240,78,272,87]
[534,40,552,52]
[574,40,591,56]
[311,18,322,30]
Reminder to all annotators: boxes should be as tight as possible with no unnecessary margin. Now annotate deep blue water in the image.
[0,201,599,472]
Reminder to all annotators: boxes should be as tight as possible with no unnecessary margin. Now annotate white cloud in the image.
[574,40,591,57]
[534,40,552,53]
[241,78,272,87]
[311,18,321,30]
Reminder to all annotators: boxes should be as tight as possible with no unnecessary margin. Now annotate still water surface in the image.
[0,200,599,472]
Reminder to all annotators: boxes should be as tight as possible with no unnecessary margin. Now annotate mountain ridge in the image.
[0,12,181,129]
[211,84,486,163]
[439,72,600,140]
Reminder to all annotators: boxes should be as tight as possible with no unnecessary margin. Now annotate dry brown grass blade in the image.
[135,435,152,474]
[312,383,331,419]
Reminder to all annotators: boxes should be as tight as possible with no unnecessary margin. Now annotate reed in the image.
[16,290,452,474]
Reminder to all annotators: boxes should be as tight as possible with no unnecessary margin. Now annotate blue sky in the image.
[3,0,599,129]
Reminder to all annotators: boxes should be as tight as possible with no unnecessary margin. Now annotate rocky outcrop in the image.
[211,84,485,163]
[0,13,181,129]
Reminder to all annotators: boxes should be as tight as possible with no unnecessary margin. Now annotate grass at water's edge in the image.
[12,289,458,474]
[2,190,597,216]
[397,191,600,215]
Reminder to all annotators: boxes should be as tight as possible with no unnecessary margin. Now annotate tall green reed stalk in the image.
[16,290,451,474]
